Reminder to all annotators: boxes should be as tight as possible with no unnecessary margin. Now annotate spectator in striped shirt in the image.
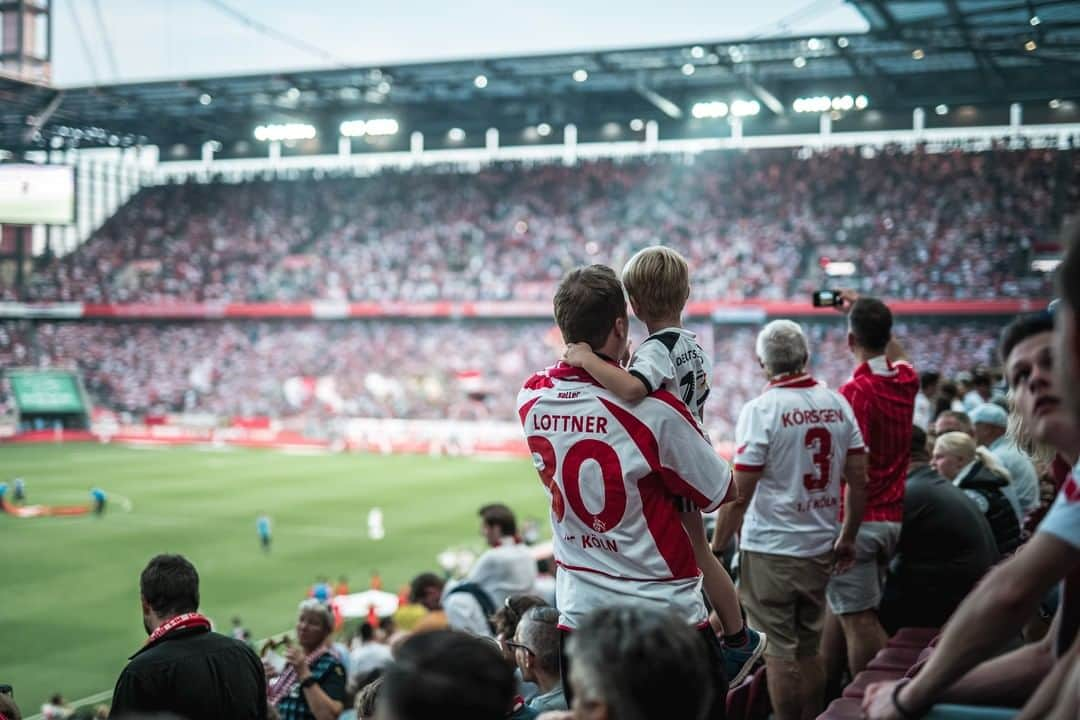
[823,292,918,681]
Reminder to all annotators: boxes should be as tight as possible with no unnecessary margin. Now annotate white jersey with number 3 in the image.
[734,373,866,558]
[518,361,732,629]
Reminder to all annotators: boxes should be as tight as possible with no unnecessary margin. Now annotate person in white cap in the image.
[971,402,1039,517]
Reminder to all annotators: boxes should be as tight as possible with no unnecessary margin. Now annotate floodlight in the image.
[691,101,728,119]
[254,123,317,141]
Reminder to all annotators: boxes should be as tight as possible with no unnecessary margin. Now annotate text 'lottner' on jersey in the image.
[518,360,731,630]
[734,373,866,558]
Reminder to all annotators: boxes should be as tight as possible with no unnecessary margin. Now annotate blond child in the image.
[563,245,766,684]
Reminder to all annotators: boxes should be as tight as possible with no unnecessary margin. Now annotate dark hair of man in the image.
[848,296,893,354]
[567,606,712,720]
[1057,221,1080,312]
[910,426,930,464]
[0,693,21,720]
[552,265,627,350]
[479,503,517,537]
[358,622,375,643]
[936,409,973,435]
[380,630,514,720]
[998,313,1055,369]
[492,595,546,639]
[920,371,940,392]
[140,554,199,617]
[409,572,444,603]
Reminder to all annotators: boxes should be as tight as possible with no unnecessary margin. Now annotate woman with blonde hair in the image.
[932,431,1022,555]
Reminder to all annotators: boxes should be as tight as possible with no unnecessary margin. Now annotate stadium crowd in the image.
[6,239,1077,720]
[12,145,1065,305]
[3,144,1078,720]
[0,319,1002,442]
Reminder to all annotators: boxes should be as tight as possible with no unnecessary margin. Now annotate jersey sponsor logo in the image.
[558,391,581,399]
[796,495,838,513]
[780,407,846,427]
[531,413,609,434]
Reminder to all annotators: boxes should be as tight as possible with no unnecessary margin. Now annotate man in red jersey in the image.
[823,291,918,679]
[517,264,732,719]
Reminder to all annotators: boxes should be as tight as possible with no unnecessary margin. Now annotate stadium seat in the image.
[725,675,751,720]
[866,646,924,672]
[817,697,863,719]
[841,669,905,699]
[888,626,940,648]
[724,664,770,720]
[744,664,770,719]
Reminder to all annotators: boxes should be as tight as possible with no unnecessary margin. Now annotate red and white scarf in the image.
[267,645,331,706]
[146,612,211,646]
[507,696,526,717]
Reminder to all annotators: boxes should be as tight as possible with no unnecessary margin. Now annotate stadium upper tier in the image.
[13,145,1068,305]
[0,318,1000,440]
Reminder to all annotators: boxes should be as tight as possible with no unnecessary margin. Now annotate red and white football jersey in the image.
[518,360,732,629]
[734,373,866,558]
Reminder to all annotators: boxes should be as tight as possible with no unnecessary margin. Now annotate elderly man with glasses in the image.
[506,606,567,714]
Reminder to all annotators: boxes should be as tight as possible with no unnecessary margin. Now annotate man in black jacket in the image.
[879,427,1000,633]
[110,554,267,720]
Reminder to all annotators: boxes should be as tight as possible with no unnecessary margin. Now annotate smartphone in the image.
[812,290,843,308]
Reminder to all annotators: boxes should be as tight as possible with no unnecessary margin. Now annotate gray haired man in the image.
[713,319,867,720]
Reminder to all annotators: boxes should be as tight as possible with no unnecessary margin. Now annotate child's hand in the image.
[562,342,595,367]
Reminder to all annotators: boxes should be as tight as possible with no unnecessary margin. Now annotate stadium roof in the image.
[2,0,1079,153]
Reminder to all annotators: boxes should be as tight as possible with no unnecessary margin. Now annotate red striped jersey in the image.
[518,360,732,630]
[733,373,866,557]
[839,356,919,522]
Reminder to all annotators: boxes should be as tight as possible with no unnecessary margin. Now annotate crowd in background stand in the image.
[1,319,999,440]
[9,145,1064,305]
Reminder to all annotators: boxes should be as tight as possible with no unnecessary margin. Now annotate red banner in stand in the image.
[2,298,1050,321]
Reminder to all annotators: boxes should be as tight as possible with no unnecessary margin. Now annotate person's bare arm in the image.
[1014,620,1078,720]
[563,342,648,402]
[835,289,908,363]
[885,337,908,364]
[711,469,761,552]
[834,452,867,574]
[863,532,1080,719]
[936,623,1056,708]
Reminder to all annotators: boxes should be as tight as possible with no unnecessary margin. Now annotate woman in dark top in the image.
[933,431,1023,557]
[266,600,346,720]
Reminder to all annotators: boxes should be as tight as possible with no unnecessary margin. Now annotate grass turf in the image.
[0,442,544,714]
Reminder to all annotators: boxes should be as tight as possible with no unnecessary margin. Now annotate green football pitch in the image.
[0,443,545,715]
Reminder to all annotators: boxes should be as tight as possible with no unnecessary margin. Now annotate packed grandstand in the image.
[10,146,1066,305]
[0,144,1063,439]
